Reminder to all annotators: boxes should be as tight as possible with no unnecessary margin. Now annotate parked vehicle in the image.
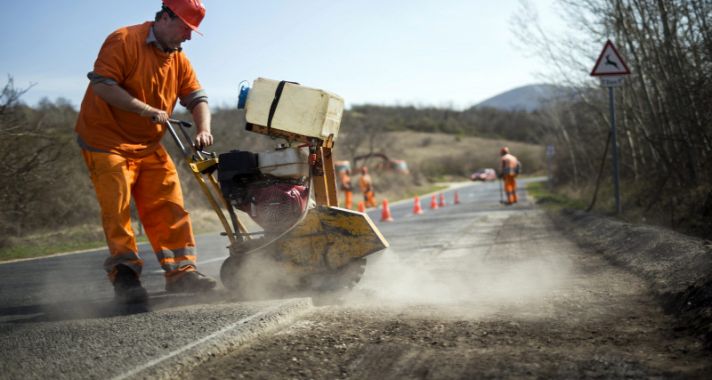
[388,159,409,174]
[470,168,497,182]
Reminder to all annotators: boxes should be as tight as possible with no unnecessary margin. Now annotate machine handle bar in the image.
[169,118,193,128]
[164,118,211,159]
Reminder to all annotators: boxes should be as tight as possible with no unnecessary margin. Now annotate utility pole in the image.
[546,144,555,188]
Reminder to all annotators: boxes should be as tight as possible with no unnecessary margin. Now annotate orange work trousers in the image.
[364,191,377,208]
[343,190,353,210]
[503,174,518,204]
[81,146,197,281]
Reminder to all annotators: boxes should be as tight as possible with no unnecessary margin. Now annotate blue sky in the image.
[1,1,566,109]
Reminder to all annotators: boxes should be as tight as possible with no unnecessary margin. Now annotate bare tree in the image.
[513,0,712,235]
[0,77,90,243]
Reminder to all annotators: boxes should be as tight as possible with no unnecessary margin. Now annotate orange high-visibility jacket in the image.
[340,172,353,191]
[359,174,373,193]
[75,22,203,158]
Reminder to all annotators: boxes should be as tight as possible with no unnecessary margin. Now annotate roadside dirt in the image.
[187,303,707,379]
[185,208,712,379]
[549,209,712,350]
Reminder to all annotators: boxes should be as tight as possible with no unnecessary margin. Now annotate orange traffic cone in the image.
[430,195,438,209]
[438,193,446,207]
[454,191,460,205]
[381,199,394,222]
[413,196,423,215]
[358,201,365,212]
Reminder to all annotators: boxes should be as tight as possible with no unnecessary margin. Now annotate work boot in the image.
[113,265,148,304]
[165,271,217,293]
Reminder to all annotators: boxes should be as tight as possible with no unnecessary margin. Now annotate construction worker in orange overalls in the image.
[359,166,377,208]
[339,168,354,209]
[499,146,521,205]
[75,0,216,304]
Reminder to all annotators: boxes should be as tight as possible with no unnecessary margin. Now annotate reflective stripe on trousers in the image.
[106,252,144,281]
[156,246,197,273]
[81,147,197,279]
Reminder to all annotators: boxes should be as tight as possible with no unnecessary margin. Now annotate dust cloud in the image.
[228,253,306,301]
[344,247,573,317]
[31,257,119,320]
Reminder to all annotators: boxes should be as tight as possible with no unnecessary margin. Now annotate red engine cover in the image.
[240,184,309,231]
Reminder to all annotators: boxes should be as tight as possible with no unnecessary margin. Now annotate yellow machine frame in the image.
[166,119,388,288]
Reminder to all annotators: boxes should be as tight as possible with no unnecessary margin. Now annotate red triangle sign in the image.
[591,40,631,76]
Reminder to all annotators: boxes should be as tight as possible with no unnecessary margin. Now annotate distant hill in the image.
[473,84,573,112]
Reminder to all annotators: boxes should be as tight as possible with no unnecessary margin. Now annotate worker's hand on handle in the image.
[145,107,169,124]
[191,102,213,150]
[195,130,213,150]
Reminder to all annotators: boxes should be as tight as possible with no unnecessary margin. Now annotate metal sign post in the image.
[546,144,555,185]
[591,40,630,214]
[608,86,621,214]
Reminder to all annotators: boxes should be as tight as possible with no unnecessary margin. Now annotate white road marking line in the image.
[111,305,280,380]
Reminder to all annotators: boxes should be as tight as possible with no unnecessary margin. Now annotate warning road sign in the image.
[590,40,630,76]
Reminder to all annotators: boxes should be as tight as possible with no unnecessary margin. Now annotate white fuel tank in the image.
[244,78,343,141]
[257,147,310,179]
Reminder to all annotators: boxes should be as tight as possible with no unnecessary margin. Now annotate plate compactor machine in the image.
[166,78,388,299]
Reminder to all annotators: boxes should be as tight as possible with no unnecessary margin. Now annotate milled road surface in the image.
[185,182,711,379]
[1,180,710,379]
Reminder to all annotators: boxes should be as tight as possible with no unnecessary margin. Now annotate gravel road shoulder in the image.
[550,209,712,349]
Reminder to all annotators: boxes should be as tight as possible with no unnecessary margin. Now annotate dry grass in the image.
[0,224,106,262]
[369,131,545,179]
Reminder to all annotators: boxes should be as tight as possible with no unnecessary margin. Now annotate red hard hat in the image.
[163,0,206,34]
[500,146,509,155]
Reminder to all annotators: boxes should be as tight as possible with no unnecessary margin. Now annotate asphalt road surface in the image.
[1,178,710,379]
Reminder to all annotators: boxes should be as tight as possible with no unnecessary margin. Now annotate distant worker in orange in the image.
[359,166,377,208]
[74,0,216,304]
[499,147,521,205]
[339,168,354,209]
